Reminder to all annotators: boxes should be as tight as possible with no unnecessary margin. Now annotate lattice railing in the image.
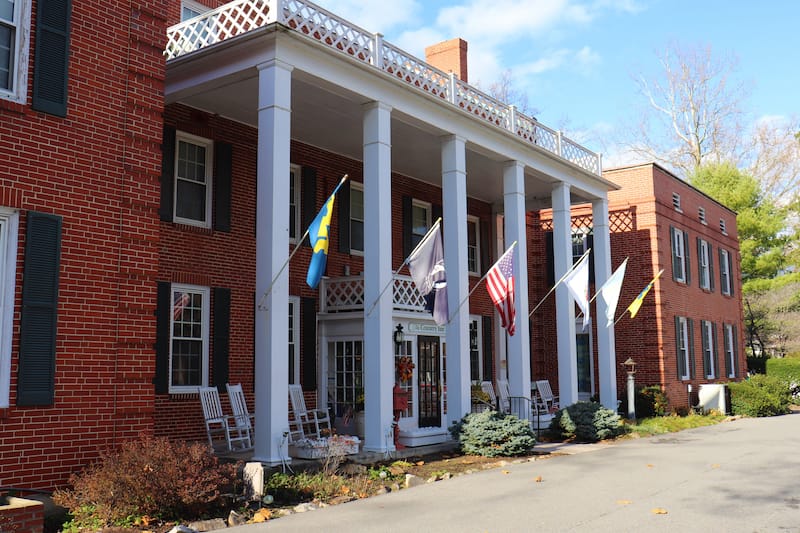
[165,0,601,175]
[320,274,427,313]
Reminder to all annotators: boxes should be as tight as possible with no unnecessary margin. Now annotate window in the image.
[288,297,299,384]
[174,132,213,227]
[0,0,30,103]
[181,0,209,20]
[329,340,363,416]
[719,218,727,235]
[698,207,707,225]
[0,209,18,408]
[394,338,414,418]
[349,183,364,253]
[701,320,716,379]
[720,248,732,295]
[671,227,688,283]
[672,192,682,211]
[698,238,711,290]
[170,284,210,391]
[411,201,431,250]
[572,228,590,263]
[467,217,480,275]
[676,316,691,380]
[289,164,300,242]
[469,318,482,382]
[723,323,736,378]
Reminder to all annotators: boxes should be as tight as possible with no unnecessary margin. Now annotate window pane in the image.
[289,168,297,240]
[176,181,207,221]
[350,187,364,252]
[172,340,202,386]
[467,221,478,273]
[0,25,11,90]
[412,204,429,248]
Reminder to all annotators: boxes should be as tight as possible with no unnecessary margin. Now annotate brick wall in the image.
[0,497,43,533]
[0,2,165,489]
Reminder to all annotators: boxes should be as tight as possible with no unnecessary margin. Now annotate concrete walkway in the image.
[227,412,800,533]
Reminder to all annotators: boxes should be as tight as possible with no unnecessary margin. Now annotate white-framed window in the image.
[698,238,711,290]
[349,182,364,254]
[394,337,414,418]
[181,0,209,20]
[0,208,19,408]
[411,200,431,250]
[467,217,480,275]
[170,284,210,392]
[698,207,707,225]
[289,164,300,243]
[671,227,687,283]
[701,320,716,379]
[723,323,736,378]
[329,339,364,417]
[174,131,213,227]
[720,249,732,295]
[468,317,482,382]
[288,296,300,384]
[0,0,31,104]
[719,218,727,235]
[672,192,682,212]
[572,228,590,264]
[676,316,690,380]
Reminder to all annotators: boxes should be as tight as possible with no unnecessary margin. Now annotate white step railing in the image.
[165,0,601,175]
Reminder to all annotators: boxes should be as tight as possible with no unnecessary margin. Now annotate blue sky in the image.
[313,0,799,164]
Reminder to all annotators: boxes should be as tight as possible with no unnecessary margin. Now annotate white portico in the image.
[164,0,618,463]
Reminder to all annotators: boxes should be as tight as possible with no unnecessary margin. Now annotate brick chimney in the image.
[424,38,468,83]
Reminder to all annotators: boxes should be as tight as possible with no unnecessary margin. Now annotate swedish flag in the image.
[306,177,346,288]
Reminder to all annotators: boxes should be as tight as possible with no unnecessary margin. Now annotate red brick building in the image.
[532,163,745,410]
[1,0,742,493]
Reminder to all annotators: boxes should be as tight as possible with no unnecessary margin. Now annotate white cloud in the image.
[311,0,423,34]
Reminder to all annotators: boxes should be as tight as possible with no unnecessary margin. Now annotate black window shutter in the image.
[712,322,720,379]
[337,179,351,253]
[18,212,62,406]
[708,244,715,291]
[432,204,443,227]
[727,252,734,296]
[683,231,691,285]
[675,316,686,380]
[154,281,171,394]
[732,325,739,377]
[480,219,490,274]
[402,195,413,258]
[723,325,732,378]
[214,142,232,233]
[586,234,595,284]
[32,0,72,116]
[545,231,555,286]
[159,126,176,222]
[481,316,493,381]
[687,318,696,379]
[213,287,231,389]
[301,167,318,248]
[301,297,317,389]
[696,237,702,288]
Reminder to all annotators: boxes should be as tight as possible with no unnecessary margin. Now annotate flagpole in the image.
[447,241,517,325]
[364,217,442,318]
[528,248,591,318]
[612,267,662,326]
[575,256,629,322]
[257,173,348,310]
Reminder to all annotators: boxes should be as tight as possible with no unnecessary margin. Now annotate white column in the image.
[442,135,470,425]
[363,101,393,453]
[253,59,293,464]
[552,182,578,406]
[592,198,618,410]
[503,161,531,399]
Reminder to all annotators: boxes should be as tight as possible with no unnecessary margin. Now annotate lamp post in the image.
[622,358,637,421]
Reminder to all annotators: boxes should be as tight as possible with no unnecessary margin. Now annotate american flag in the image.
[486,245,516,336]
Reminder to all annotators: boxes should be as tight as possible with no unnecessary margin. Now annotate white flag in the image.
[564,252,590,329]
[407,221,448,325]
[598,258,628,327]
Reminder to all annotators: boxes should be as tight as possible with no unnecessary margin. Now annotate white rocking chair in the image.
[198,386,251,452]
[534,380,560,413]
[226,383,254,450]
[288,384,331,441]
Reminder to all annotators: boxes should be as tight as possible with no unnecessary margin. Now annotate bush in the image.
[619,385,669,418]
[449,410,536,457]
[549,401,627,442]
[729,374,791,417]
[53,436,238,529]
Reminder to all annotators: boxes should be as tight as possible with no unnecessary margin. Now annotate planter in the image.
[288,436,360,459]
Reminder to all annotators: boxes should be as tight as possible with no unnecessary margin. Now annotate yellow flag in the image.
[626,269,663,319]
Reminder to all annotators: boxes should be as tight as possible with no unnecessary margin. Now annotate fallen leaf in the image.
[711,464,720,469]
[416,461,425,466]
[502,470,511,475]
[534,476,543,482]
[251,508,272,522]
[651,508,668,515]
[341,485,351,495]
[616,500,633,505]
[646,464,655,468]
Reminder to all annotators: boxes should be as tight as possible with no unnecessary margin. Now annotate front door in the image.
[417,335,441,427]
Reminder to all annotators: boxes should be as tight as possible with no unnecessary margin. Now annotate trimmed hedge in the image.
[729,374,791,417]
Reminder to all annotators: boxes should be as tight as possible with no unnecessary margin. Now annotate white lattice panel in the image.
[561,137,600,174]
[322,277,364,312]
[381,43,450,100]
[453,79,509,127]
[392,276,427,311]
[165,0,273,60]
[282,0,374,61]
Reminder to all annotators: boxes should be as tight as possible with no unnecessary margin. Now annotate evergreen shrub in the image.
[549,401,627,442]
[729,374,791,417]
[449,410,536,457]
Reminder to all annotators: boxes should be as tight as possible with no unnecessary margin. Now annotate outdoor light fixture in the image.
[622,357,637,421]
[394,323,405,346]
[623,358,637,374]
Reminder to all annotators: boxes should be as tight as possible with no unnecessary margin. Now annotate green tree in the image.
[690,162,790,292]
